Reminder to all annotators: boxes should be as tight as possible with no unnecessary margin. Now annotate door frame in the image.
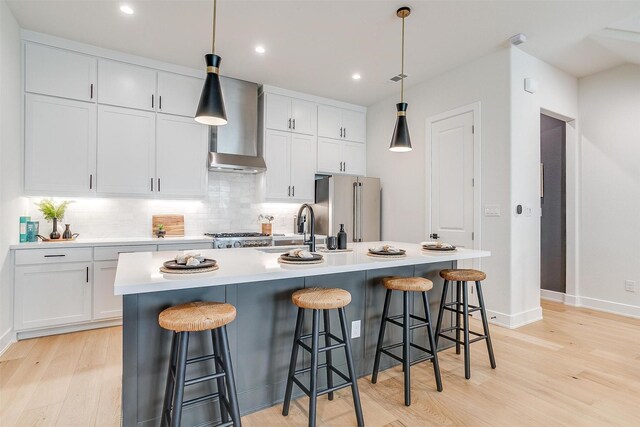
[425,102,482,269]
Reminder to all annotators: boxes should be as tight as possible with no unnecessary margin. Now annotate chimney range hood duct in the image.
[208,76,266,173]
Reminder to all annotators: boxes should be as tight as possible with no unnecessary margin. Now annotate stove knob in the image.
[233,241,242,248]
[217,243,225,249]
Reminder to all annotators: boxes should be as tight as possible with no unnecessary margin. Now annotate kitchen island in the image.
[115,242,490,426]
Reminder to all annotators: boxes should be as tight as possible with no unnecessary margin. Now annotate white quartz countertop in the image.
[114,242,490,296]
[10,235,214,250]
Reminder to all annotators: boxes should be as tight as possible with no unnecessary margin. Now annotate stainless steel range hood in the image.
[208,76,266,173]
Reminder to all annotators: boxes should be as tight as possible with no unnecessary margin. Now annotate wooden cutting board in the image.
[152,215,184,237]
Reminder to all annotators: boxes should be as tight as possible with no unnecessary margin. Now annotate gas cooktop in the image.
[205,232,268,238]
[206,232,272,249]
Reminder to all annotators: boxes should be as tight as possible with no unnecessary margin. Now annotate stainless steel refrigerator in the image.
[315,175,381,242]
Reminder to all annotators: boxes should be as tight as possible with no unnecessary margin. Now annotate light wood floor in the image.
[1,301,639,426]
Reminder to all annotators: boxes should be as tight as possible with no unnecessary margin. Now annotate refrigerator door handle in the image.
[358,182,364,242]
[353,182,358,241]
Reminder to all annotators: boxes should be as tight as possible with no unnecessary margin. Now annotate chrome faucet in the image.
[297,203,316,252]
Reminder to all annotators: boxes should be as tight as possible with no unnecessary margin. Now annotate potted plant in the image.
[156,223,166,238]
[35,199,73,240]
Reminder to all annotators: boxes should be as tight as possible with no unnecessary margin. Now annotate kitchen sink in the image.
[257,245,325,254]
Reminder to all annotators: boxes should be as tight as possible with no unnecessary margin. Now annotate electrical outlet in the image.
[351,320,361,339]
[625,280,636,293]
[525,206,533,217]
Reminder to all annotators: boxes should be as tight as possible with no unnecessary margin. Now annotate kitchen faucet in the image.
[297,203,316,252]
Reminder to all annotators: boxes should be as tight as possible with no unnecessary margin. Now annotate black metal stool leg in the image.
[170,332,189,427]
[421,292,443,392]
[476,281,497,369]
[434,280,449,348]
[211,330,229,424]
[371,289,392,383]
[339,308,364,427]
[283,307,304,416]
[323,310,334,401]
[217,326,241,427]
[161,332,178,426]
[308,309,320,427]
[462,281,471,379]
[402,291,411,406]
[455,281,462,355]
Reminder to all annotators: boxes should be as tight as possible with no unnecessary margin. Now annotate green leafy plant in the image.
[35,199,73,222]
[157,224,165,231]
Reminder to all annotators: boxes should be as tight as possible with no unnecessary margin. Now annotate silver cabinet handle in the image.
[344,162,346,172]
[292,186,295,197]
[344,128,347,139]
[151,178,154,191]
[288,186,291,196]
[90,83,94,99]
[44,254,65,258]
[288,118,291,129]
[89,174,93,190]
[151,94,154,109]
[159,95,162,110]
[157,178,161,192]
[86,266,89,283]
[340,127,343,138]
[293,119,296,130]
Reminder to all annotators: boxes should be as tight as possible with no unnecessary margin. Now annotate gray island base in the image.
[117,244,490,426]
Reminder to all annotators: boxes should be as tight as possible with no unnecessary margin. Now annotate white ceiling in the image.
[7,0,640,106]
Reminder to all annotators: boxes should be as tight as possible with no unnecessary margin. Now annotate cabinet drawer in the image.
[15,248,92,265]
[94,245,157,261]
[157,242,213,252]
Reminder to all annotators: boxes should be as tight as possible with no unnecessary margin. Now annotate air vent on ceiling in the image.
[389,73,408,82]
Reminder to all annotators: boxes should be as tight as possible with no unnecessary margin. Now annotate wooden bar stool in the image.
[434,269,496,379]
[282,287,364,427]
[371,277,442,406]
[159,301,241,427]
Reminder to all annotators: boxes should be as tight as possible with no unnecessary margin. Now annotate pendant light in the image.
[389,7,412,152]
[195,0,227,126]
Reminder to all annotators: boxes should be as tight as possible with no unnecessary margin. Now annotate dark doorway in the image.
[540,114,566,293]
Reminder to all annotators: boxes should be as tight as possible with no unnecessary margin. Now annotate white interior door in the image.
[430,111,475,269]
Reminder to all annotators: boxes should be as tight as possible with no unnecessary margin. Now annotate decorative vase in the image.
[50,218,61,240]
[62,224,72,239]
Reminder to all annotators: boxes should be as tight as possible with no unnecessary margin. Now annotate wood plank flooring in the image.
[1,301,639,426]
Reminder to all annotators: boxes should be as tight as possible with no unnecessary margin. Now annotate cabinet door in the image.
[25,43,96,102]
[25,94,96,195]
[265,93,291,132]
[97,105,156,195]
[93,261,122,320]
[318,105,343,139]
[291,99,316,136]
[317,138,343,174]
[157,72,203,117]
[264,130,291,200]
[156,114,208,197]
[290,134,316,202]
[98,59,157,111]
[342,141,366,176]
[341,109,366,143]
[15,262,92,330]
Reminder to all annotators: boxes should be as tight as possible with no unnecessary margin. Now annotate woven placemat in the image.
[318,248,354,253]
[278,257,325,265]
[160,265,219,274]
[367,252,407,259]
[421,248,457,253]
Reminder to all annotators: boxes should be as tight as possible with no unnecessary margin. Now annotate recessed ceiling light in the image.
[120,5,134,15]
[255,46,266,54]
[352,73,361,80]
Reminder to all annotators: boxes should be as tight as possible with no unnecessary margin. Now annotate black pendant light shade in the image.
[195,53,227,126]
[389,102,412,152]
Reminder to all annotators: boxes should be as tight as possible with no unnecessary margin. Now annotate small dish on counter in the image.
[368,245,406,257]
[279,248,324,264]
[421,241,457,252]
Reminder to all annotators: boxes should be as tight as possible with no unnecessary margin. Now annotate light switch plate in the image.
[351,320,361,338]
[625,280,636,293]
[484,205,501,217]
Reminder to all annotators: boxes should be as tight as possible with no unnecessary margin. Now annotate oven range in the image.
[205,232,273,249]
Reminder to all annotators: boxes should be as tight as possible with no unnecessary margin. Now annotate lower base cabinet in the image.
[15,262,92,331]
[93,261,122,320]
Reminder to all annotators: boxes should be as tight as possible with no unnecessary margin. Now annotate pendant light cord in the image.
[400,14,405,104]
[211,0,217,53]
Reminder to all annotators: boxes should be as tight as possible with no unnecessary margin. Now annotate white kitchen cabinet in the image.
[318,105,366,143]
[157,243,214,252]
[263,130,316,202]
[265,93,316,135]
[25,43,97,102]
[98,59,157,111]
[97,105,156,195]
[157,72,204,117]
[156,114,208,197]
[15,262,92,331]
[317,137,366,176]
[24,94,96,195]
[93,261,122,320]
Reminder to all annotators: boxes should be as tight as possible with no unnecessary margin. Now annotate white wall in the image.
[0,0,26,350]
[367,49,514,324]
[578,64,640,317]
[509,47,578,324]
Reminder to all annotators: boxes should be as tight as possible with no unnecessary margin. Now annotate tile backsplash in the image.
[25,172,301,238]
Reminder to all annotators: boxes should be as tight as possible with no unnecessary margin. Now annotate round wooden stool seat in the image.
[158,301,236,332]
[440,269,486,282]
[383,276,433,292]
[291,287,351,309]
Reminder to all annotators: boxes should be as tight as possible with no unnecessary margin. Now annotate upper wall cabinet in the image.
[318,105,366,143]
[157,72,204,118]
[265,93,316,135]
[25,94,96,195]
[98,59,157,111]
[25,43,97,102]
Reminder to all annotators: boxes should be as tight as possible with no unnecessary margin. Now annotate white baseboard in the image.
[485,306,543,329]
[541,291,640,319]
[16,319,122,340]
[0,328,16,357]
[541,289,566,303]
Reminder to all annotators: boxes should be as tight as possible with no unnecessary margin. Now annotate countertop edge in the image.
[10,236,214,250]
